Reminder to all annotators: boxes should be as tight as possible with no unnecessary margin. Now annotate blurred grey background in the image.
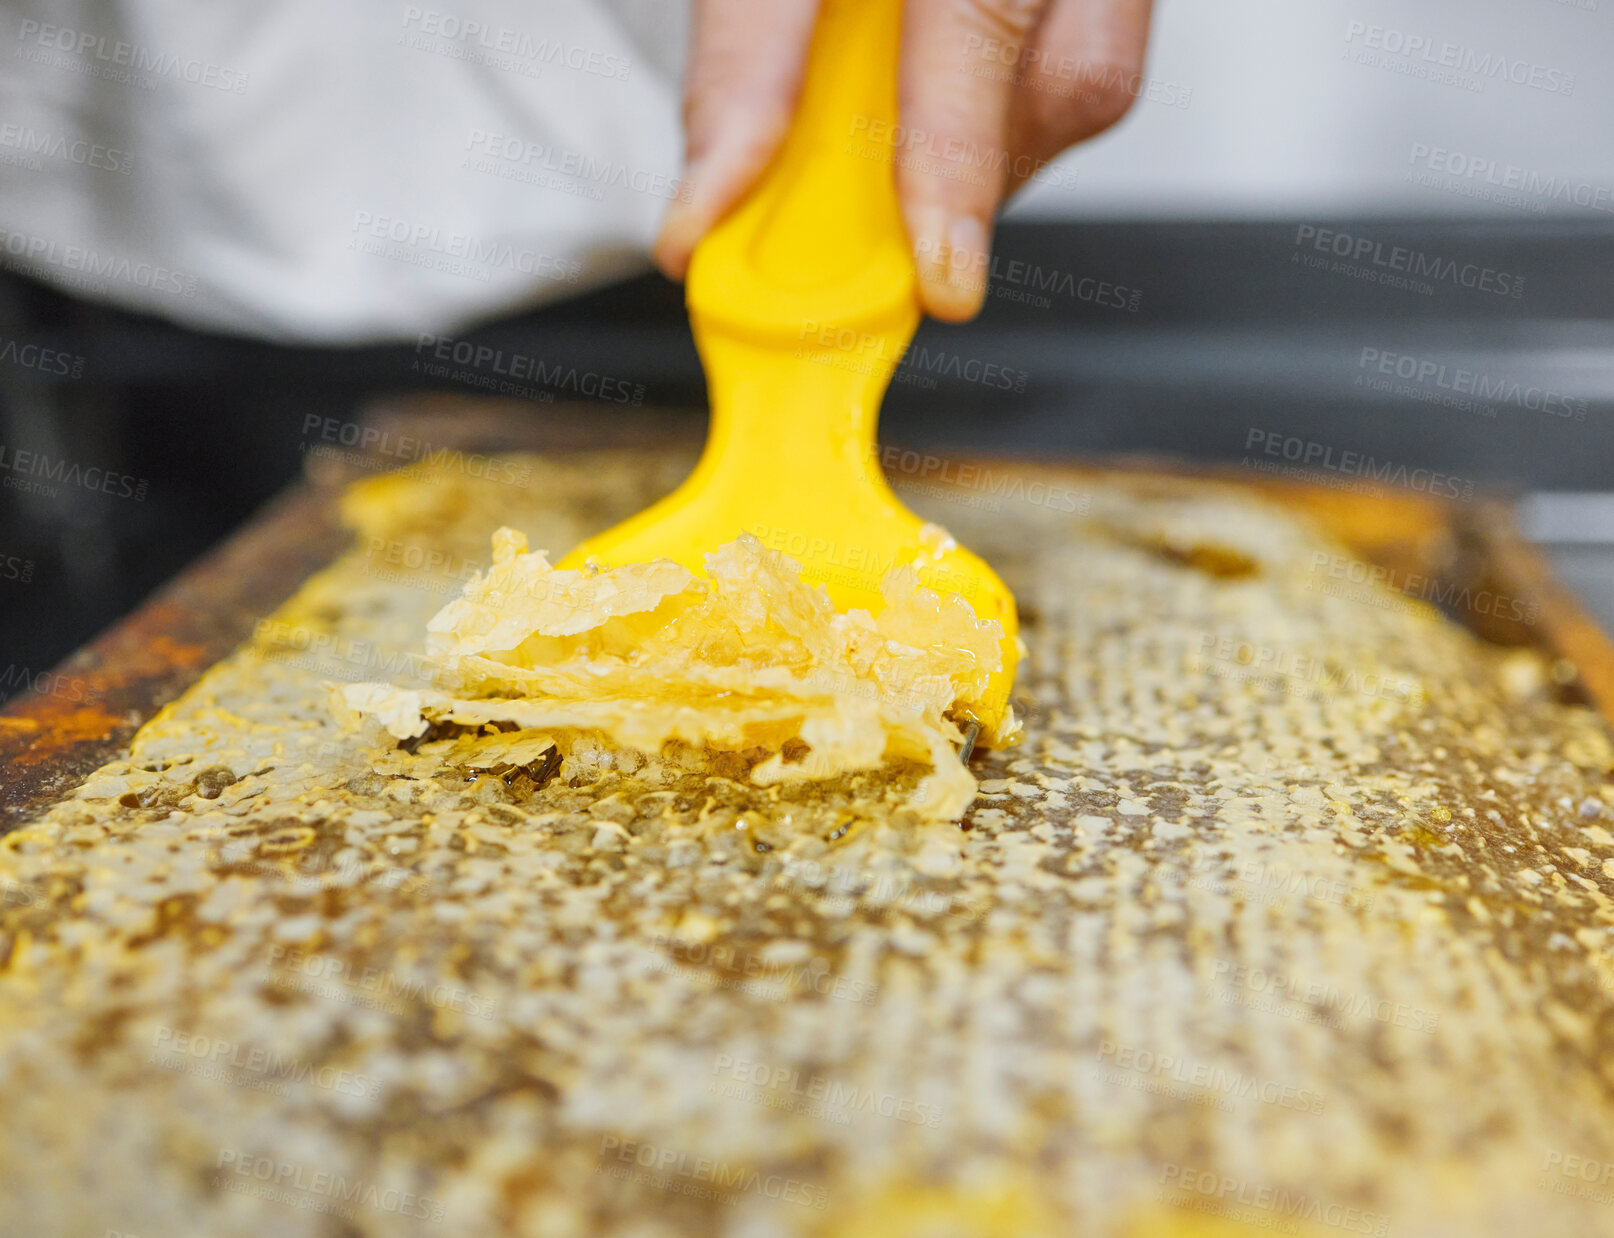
[1018,0,1612,219]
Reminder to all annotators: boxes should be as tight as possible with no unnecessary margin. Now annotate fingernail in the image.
[945,215,990,306]
[671,155,705,214]
[654,159,710,279]
[911,204,951,289]
[913,210,989,319]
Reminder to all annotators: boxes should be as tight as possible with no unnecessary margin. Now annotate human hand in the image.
[653,0,1156,322]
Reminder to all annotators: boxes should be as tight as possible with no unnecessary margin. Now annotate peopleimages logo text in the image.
[0,444,147,500]
[710,1055,944,1129]
[1244,428,1475,501]
[350,212,581,282]
[214,1150,445,1221]
[596,1136,829,1210]
[848,116,1077,189]
[1357,347,1587,421]
[0,123,133,174]
[300,414,532,486]
[872,445,1085,513]
[1294,226,1523,298]
[1344,22,1575,95]
[15,20,250,93]
[0,553,33,583]
[464,130,686,203]
[414,334,644,405]
[0,336,83,379]
[0,228,198,297]
[401,7,632,79]
[1159,1164,1391,1236]
[1308,550,1540,627]
[1096,1041,1327,1114]
[1408,143,1614,214]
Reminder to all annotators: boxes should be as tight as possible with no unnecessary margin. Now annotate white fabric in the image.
[0,0,688,343]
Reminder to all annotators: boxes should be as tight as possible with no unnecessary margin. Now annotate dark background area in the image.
[1,216,1610,683]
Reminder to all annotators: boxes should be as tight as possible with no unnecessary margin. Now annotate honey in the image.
[337,526,1014,825]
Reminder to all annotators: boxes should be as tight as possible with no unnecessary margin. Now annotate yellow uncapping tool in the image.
[559,0,1019,737]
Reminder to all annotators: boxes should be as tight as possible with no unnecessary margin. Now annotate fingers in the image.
[653,0,822,281]
[656,0,1157,327]
[899,0,1051,321]
[1003,0,1154,187]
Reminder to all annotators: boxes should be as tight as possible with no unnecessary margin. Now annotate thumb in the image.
[654,0,823,281]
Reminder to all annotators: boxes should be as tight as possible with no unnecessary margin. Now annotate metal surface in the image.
[4,397,1612,839]
[0,483,346,834]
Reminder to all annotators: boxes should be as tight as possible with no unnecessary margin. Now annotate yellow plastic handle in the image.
[562,0,1020,738]
[688,0,916,337]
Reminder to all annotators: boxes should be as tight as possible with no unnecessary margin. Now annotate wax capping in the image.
[336,527,1014,823]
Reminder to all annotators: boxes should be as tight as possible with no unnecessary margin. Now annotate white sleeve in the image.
[0,0,689,343]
